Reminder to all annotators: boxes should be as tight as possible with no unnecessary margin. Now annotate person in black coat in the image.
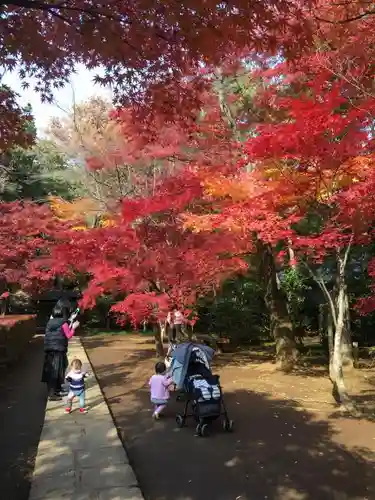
[41,302,80,401]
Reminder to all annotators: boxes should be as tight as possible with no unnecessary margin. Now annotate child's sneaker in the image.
[65,407,72,414]
[152,412,160,420]
[79,408,88,414]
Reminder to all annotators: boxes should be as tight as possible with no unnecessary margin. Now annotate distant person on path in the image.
[149,361,173,420]
[42,303,80,401]
[65,358,88,414]
[166,306,184,343]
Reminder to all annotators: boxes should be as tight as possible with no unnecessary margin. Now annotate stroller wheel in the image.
[176,414,185,428]
[223,419,234,432]
[200,423,209,437]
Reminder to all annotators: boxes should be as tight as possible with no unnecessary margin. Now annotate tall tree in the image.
[46,95,190,220]
[1,139,82,202]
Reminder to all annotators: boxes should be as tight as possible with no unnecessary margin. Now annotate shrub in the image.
[0,315,36,366]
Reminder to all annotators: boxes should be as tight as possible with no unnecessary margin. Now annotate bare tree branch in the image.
[315,8,375,25]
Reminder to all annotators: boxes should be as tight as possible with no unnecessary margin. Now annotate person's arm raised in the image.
[62,320,80,339]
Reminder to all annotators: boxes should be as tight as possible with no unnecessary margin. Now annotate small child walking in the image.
[65,358,88,414]
[149,361,173,420]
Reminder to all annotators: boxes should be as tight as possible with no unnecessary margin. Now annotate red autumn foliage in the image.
[52,208,250,325]
[0,86,34,151]
[212,52,375,252]
[49,86,252,323]
[0,0,317,150]
[0,201,71,292]
[3,0,375,152]
[1,1,313,101]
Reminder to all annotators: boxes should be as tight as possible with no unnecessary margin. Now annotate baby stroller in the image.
[170,342,234,437]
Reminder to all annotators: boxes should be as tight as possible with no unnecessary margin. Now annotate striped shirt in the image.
[167,310,184,326]
[66,370,86,392]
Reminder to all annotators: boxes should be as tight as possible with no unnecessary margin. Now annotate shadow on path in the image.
[85,336,375,500]
[0,336,47,500]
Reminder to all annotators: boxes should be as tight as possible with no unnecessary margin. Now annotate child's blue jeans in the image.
[68,389,85,408]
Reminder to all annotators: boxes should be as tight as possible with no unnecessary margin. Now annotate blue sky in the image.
[2,64,112,136]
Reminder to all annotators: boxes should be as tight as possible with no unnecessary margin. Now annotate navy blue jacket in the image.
[44,318,68,352]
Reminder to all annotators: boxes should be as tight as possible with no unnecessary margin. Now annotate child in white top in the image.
[65,358,89,414]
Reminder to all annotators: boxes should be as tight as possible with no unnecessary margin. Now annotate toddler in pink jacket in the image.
[149,361,173,419]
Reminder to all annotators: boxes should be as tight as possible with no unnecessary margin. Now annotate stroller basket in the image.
[175,373,234,437]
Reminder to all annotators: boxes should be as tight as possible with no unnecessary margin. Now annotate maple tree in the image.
[49,165,252,354]
[41,75,259,355]
[47,97,128,213]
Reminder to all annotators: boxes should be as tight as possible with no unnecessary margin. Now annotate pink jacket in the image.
[62,323,75,339]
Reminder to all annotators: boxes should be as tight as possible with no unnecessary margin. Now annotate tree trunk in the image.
[327,308,334,380]
[304,240,356,412]
[318,304,324,338]
[187,323,194,341]
[333,254,353,367]
[105,313,110,329]
[331,279,352,408]
[153,323,165,358]
[340,289,353,367]
[262,243,299,372]
[287,238,296,269]
[330,245,355,411]
[271,296,299,372]
[159,320,167,343]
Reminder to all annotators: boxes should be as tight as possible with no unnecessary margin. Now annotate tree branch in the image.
[342,233,353,270]
[315,8,375,25]
[301,260,338,327]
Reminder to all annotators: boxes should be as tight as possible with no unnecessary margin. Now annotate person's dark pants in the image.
[42,350,68,396]
[175,324,182,340]
[168,325,175,343]
[168,324,182,342]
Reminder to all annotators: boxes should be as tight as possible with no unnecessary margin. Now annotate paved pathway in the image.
[28,337,144,500]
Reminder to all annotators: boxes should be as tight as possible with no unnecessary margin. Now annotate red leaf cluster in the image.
[0,202,71,292]
[0,87,34,151]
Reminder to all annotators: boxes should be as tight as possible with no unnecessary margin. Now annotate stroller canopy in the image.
[171,342,215,389]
